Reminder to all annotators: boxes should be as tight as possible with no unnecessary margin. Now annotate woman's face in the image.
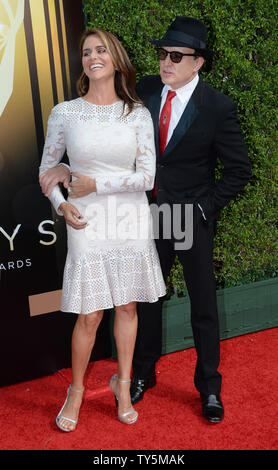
[82,34,115,83]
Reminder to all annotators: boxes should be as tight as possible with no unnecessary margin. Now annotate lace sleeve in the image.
[39,105,67,215]
[96,110,156,194]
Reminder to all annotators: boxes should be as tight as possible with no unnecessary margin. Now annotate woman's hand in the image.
[69,172,96,198]
[39,165,71,197]
[59,202,87,230]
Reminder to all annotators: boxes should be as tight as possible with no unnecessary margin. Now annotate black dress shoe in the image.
[200,393,224,423]
[130,375,156,404]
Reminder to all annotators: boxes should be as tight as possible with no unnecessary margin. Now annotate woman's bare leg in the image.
[58,310,103,431]
[112,302,138,421]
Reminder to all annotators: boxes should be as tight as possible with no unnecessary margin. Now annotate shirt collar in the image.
[161,74,199,103]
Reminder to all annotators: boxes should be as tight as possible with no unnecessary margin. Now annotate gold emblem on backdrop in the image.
[0,0,24,116]
[0,0,72,149]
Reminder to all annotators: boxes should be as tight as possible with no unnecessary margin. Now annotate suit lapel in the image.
[163,96,198,158]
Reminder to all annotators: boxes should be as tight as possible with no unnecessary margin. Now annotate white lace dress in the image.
[39,98,166,314]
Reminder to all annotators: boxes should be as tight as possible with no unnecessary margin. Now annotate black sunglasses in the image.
[157,47,199,63]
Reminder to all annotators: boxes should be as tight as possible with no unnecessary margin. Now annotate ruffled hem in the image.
[61,243,166,314]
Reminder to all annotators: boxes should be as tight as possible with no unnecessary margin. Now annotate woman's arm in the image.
[95,109,156,195]
[39,105,67,215]
[39,105,87,229]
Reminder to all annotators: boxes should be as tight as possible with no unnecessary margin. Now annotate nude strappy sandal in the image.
[109,374,138,424]
[56,385,84,432]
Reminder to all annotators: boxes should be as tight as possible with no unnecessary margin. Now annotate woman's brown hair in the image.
[77,28,141,115]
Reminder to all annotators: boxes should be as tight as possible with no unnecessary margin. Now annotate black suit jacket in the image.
[136,75,251,224]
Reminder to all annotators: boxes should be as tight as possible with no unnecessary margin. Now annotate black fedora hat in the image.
[151,16,213,60]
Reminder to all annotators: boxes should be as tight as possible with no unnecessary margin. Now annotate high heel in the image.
[56,384,84,432]
[109,374,138,424]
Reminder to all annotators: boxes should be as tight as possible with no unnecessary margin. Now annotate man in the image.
[40,17,251,423]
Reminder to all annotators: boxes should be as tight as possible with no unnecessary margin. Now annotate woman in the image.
[39,28,165,431]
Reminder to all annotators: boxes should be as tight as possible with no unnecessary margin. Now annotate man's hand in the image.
[39,165,70,197]
[69,172,96,198]
[59,202,87,230]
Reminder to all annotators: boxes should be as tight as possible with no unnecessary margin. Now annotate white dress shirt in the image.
[159,74,199,146]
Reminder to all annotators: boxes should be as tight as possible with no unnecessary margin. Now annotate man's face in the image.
[159,46,204,89]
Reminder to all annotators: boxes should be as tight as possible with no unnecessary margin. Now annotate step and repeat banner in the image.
[0,0,112,387]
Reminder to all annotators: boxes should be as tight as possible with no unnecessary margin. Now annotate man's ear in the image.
[194,56,205,72]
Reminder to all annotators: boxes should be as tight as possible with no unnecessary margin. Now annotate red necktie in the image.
[153,90,176,197]
[159,90,176,154]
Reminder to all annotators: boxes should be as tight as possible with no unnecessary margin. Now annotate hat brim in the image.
[151,39,213,60]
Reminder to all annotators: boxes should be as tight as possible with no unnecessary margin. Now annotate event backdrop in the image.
[0,0,112,387]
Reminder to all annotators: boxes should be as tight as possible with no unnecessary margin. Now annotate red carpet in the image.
[0,328,277,451]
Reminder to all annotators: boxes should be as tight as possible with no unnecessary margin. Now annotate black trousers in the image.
[133,210,222,395]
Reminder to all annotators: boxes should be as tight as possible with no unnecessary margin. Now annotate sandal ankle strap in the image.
[117,378,131,383]
[70,384,85,393]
